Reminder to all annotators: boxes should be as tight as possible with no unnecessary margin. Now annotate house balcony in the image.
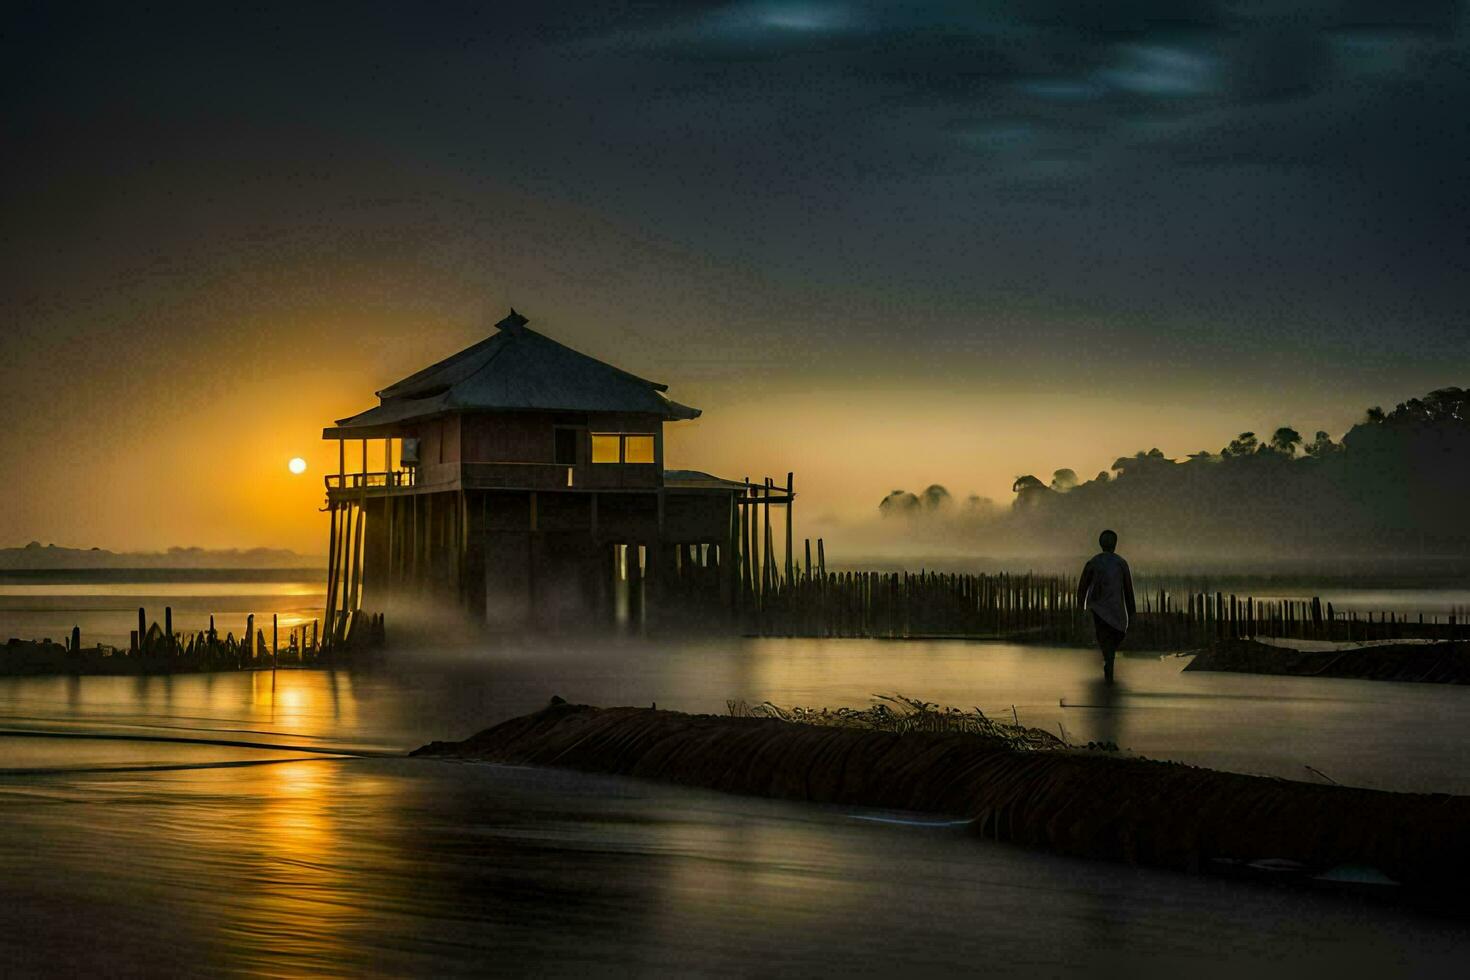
[324,461,662,499]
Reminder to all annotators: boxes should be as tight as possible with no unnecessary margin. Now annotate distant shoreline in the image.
[0,568,325,584]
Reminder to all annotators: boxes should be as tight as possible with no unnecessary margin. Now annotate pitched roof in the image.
[324,311,700,437]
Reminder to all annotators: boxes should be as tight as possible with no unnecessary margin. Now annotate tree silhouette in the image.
[1050,468,1078,492]
[878,490,920,517]
[1223,432,1259,457]
[920,484,952,510]
[1304,430,1340,457]
[1269,427,1303,456]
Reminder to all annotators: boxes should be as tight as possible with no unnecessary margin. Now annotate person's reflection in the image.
[1084,675,1123,751]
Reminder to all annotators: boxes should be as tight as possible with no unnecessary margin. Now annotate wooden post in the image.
[784,472,794,586]
[762,477,772,593]
[338,439,345,485]
[164,606,173,649]
[71,625,81,653]
[138,607,147,654]
[272,613,278,667]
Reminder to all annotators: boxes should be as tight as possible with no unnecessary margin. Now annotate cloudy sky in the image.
[2,1,1466,551]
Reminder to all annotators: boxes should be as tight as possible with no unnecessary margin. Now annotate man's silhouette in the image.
[1076,529,1136,683]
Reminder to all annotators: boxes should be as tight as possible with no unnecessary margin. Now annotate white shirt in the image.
[1077,551,1137,633]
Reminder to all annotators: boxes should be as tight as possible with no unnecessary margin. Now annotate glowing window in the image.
[623,435,656,464]
[591,434,621,464]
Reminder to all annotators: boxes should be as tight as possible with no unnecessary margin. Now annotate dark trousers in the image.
[1093,613,1126,680]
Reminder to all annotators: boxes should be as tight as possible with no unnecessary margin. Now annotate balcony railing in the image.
[325,470,416,492]
[325,462,661,494]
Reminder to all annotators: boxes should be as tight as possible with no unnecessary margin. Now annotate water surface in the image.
[3,634,1470,975]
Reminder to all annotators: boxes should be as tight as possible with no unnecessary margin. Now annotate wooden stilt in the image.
[324,502,340,646]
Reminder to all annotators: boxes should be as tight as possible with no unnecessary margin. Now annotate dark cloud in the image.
[2,1,1466,380]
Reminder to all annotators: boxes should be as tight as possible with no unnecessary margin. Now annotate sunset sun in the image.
[288,456,307,475]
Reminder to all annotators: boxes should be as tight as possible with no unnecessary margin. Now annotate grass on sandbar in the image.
[726,694,1068,751]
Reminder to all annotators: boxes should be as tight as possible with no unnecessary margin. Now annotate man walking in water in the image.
[1076,529,1136,683]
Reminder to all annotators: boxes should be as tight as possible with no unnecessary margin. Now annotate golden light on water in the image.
[288,456,308,475]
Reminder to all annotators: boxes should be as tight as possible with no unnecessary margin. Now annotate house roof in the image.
[324,310,700,438]
[663,469,748,492]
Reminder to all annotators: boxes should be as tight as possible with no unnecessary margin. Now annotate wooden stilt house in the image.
[321,310,791,635]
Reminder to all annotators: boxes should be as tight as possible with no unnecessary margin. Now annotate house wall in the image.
[459,411,665,464]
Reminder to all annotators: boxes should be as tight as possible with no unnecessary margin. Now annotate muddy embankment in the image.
[414,701,1470,890]
[1186,637,1470,683]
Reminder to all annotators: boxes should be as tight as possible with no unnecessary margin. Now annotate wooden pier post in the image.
[784,472,794,586]
[137,607,147,654]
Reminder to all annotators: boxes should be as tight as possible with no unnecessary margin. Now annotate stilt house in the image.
[321,310,791,634]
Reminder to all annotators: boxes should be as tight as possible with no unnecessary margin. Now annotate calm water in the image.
[3,583,1470,975]
[0,580,326,648]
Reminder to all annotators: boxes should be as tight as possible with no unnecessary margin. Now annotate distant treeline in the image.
[0,543,322,570]
[879,386,1470,558]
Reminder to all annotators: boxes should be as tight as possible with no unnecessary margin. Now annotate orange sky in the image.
[0,306,1413,557]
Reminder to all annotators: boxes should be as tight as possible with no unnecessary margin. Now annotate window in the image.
[589,433,658,464]
[554,428,580,465]
[623,434,655,464]
[591,434,621,464]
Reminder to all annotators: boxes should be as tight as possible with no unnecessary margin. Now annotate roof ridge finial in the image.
[497,308,528,334]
